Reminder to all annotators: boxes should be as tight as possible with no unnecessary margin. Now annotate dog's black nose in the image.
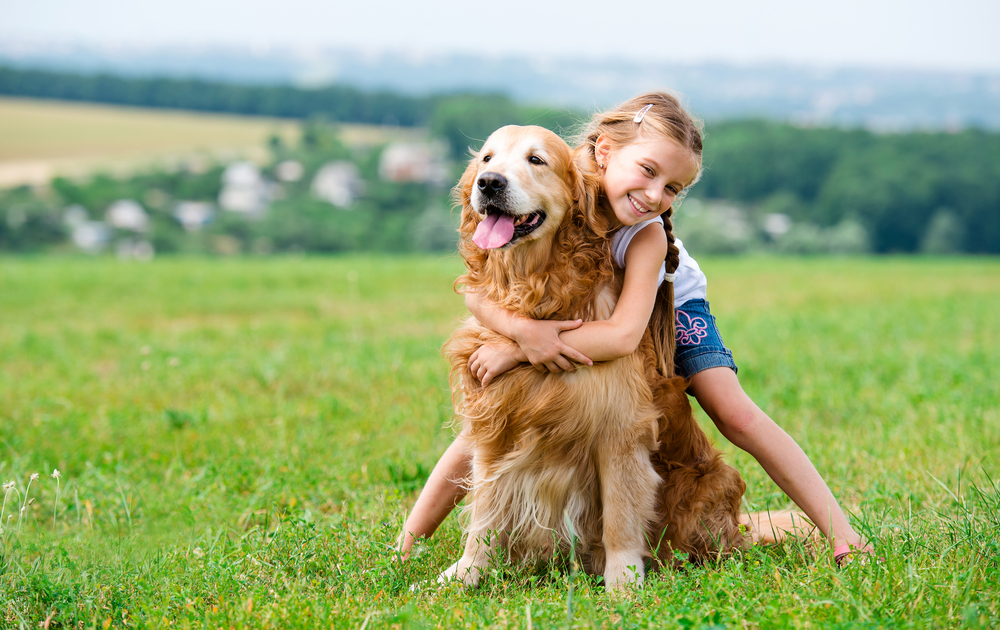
[477,172,507,197]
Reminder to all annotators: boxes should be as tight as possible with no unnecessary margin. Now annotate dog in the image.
[441,125,748,591]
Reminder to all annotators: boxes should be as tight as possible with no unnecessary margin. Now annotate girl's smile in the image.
[595,131,700,228]
[627,193,652,217]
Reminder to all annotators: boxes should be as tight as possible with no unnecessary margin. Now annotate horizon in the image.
[3,0,1000,74]
[4,39,1000,78]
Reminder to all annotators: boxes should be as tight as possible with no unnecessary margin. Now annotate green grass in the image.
[0,255,998,628]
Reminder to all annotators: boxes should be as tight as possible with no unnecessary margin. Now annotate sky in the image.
[3,0,1000,72]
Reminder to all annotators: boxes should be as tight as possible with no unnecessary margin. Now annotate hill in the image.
[3,43,999,130]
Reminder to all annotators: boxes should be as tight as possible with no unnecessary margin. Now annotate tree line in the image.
[698,121,1000,254]
[0,65,435,125]
[0,64,576,140]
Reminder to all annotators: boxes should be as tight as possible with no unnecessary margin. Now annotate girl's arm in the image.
[466,291,592,373]
[467,224,666,370]
[556,224,666,362]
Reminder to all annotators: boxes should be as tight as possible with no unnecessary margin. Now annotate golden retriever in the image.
[441,125,748,591]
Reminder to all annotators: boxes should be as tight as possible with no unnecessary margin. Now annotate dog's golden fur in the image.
[443,125,746,590]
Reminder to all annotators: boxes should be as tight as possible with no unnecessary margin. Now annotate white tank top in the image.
[610,217,707,307]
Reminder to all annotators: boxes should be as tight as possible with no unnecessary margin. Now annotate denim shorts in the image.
[674,299,738,378]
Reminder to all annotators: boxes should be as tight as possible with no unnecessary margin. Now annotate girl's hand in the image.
[514,318,593,373]
[469,344,523,387]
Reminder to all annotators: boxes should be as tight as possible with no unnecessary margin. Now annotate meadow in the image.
[0,97,422,188]
[1,255,998,628]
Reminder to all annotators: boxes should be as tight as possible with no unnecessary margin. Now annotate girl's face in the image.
[595,131,699,229]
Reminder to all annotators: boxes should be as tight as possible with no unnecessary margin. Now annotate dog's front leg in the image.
[598,440,660,592]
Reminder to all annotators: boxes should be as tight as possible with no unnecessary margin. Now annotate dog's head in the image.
[454,125,612,318]
[457,125,592,253]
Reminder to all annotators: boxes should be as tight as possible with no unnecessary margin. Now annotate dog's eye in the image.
[528,156,545,165]
[482,154,492,163]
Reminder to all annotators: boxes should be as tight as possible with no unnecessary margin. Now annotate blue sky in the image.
[3,0,999,72]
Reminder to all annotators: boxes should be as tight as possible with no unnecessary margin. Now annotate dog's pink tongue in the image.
[473,213,515,249]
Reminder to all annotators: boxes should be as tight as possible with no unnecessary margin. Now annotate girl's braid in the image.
[650,205,680,378]
[575,90,702,378]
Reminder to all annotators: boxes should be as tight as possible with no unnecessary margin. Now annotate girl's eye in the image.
[529,155,545,165]
[643,165,655,176]
[666,185,680,195]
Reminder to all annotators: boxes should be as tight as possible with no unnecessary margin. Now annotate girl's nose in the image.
[646,185,663,206]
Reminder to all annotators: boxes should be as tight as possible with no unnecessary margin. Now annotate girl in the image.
[400,92,872,567]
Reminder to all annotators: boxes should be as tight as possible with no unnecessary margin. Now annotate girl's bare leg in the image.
[689,367,868,551]
[397,433,472,559]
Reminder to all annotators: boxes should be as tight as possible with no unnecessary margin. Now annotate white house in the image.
[378,142,449,185]
[117,238,155,261]
[275,160,305,183]
[173,202,216,232]
[218,161,273,216]
[105,200,150,232]
[63,204,89,228]
[71,221,110,253]
[311,161,363,208]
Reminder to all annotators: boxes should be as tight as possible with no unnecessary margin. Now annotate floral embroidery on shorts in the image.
[675,310,709,345]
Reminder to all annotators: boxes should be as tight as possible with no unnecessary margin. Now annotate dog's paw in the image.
[436,560,484,588]
[603,558,645,593]
[406,562,462,594]
[435,561,460,584]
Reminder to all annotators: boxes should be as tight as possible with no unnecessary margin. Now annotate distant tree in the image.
[826,219,871,254]
[0,189,65,252]
[430,94,523,157]
[0,65,436,126]
[920,209,967,254]
[700,121,1000,254]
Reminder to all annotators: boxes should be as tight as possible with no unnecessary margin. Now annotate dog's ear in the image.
[453,150,490,294]
[454,153,481,244]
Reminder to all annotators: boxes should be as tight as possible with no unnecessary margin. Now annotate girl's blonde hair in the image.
[576,91,705,378]
[577,90,704,197]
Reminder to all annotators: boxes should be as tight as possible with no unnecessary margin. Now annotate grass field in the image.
[0,97,422,188]
[1,255,998,628]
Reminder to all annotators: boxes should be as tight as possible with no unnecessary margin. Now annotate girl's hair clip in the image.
[633,104,653,123]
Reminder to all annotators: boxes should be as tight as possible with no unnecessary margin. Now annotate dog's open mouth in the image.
[473,207,546,250]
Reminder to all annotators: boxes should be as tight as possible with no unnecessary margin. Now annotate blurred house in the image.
[116,238,155,261]
[311,161,363,208]
[275,160,305,183]
[70,221,110,253]
[218,161,274,217]
[105,199,150,232]
[173,201,216,232]
[62,204,89,228]
[763,213,792,239]
[378,141,448,185]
